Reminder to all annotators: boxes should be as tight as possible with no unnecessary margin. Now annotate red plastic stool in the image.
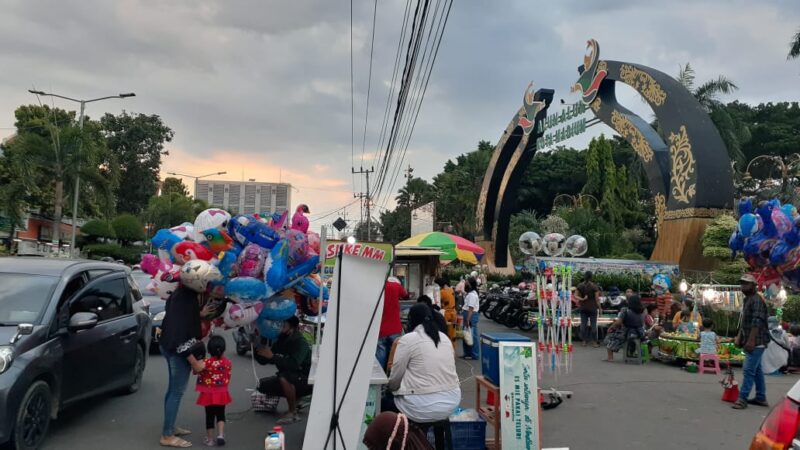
[699,353,721,375]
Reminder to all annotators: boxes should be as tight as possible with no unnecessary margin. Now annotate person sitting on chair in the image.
[255,316,312,425]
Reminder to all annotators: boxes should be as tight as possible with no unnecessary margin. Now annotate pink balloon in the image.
[307,231,321,255]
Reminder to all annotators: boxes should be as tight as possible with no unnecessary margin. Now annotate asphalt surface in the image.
[28,319,799,449]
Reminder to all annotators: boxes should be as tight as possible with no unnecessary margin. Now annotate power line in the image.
[359,0,379,168]
[349,0,356,194]
[380,0,453,209]
[372,0,413,176]
[373,0,430,200]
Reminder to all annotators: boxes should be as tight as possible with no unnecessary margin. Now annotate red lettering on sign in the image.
[362,246,375,259]
[373,249,385,260]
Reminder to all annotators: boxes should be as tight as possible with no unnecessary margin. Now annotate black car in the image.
[0,258,151,450]
[130,270,166,353]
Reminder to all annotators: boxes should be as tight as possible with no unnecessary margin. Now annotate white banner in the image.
[410,201,435,236]
[303,253,390,450]
[499,342,539,450]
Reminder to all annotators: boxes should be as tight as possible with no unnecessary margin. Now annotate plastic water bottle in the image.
[272,426,285,449]
[265,434,281,450]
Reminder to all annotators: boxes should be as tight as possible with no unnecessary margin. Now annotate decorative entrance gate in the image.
[477,40,733,270]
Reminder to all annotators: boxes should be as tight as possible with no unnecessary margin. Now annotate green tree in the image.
[508,210,540,264]
[433,140,493,237]
[516,147,587,216]
[0,137,37,246]
[4,104,110,244]
[161,177,189,197]
[354,220,382,242]
[80,219,115,243]
[101,112,174,215]
[396,177,435,209]
[112,214,145,246]
[380,207,411,244]
[145,192,196,231]
[789,27,800,59]
[702,214,749,284]
[676,63,746,167]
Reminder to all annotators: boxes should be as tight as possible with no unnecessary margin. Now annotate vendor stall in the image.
[654,332,744,364]
[393,247,442,300]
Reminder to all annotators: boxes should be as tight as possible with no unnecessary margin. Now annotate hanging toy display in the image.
[522,232,587,376]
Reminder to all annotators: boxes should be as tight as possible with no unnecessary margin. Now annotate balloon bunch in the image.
[518,232,588,258]
[729,197,800,291]
[140,204,329,340]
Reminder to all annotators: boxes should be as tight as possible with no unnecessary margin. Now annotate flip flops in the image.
[160,436,193,448]
[276,413,302,425]
[732,399,748,409]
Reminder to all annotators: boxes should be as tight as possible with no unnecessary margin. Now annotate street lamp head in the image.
[217,171,227,175]
[119,93,136,98]
[28,89,46,95]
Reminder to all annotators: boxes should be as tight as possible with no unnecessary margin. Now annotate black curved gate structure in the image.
[477,40,734,270]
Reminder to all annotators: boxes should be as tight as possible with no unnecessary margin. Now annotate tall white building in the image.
[195,180,291,215]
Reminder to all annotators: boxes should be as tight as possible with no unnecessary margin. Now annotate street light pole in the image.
[28,90,135,257]
[166,171,227,199]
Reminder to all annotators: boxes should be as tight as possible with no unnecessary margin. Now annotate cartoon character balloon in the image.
[541,233,566,257]
[286,229,309,265]
[224,276,267,303]
[652,274,671,295]
[518,232,542,256]
[565,235,588,257]
[260,296,297,321]
[180,260,223,293]
[170,222,195,241]
[194,208,231,242]
[203,228,234,254]
[222,302,263,329]
[174,241,215,263]
[237,244,268,278]
[291,204,310,234]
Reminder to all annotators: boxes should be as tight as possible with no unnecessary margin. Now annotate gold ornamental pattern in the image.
[669,125,696,204]
[610,110,654,162]
[654,194,666,228]
[663,208,727,220]
[590,97,602,114]
[619,64,667,106]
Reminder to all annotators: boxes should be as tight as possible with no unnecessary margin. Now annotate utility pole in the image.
[352,166,375,241]
[405,164,414,182]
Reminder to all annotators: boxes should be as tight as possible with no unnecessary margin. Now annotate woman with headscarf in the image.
[388,304,461,424]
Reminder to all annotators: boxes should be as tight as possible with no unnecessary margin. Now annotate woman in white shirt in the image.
[461,277,480,360]
[389,304,461,424]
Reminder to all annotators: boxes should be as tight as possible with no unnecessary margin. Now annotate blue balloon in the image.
[260,296,297,321]
[738,197,754,217]
[152,229,183,261]
[217,244,242,278]
[224,277,267,303]
[295,276,329,301]
[256,317,283,340]
[738,213,760,238]
[783,204,798,221]
[729,230,744,258]
[240,221,280,249]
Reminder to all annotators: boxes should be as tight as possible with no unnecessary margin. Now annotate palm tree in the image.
[676,63,746,168]
[677,63,738,111]
[789,27,800,59]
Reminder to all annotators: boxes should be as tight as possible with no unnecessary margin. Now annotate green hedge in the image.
[84,244,146,264]
[783,295,800,324]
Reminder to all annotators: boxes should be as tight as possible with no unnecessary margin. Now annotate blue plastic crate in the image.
[426,418,487,450]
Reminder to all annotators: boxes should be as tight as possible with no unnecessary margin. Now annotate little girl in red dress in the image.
[197,335,232,447]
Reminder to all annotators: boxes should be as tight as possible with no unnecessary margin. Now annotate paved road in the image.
[31,319,797,449]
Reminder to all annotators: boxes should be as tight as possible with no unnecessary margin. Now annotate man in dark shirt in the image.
[733,274,770,410]
[575,272,600,347]
[256,316,313,424]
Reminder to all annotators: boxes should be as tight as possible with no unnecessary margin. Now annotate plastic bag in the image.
[463,326,473,346]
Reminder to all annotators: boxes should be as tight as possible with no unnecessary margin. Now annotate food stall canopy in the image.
[533,257,680,277]
[396,232,484,265]
[394,247,445,257]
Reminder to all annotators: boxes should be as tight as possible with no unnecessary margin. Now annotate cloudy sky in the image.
[0,0,797,232]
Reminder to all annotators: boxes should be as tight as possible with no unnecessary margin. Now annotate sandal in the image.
[175,428,192,437]
[276,413,302,425]
[747,399,769,407]
[203,437,215,447]
[732,399,748,410]
[160,436,193,448]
